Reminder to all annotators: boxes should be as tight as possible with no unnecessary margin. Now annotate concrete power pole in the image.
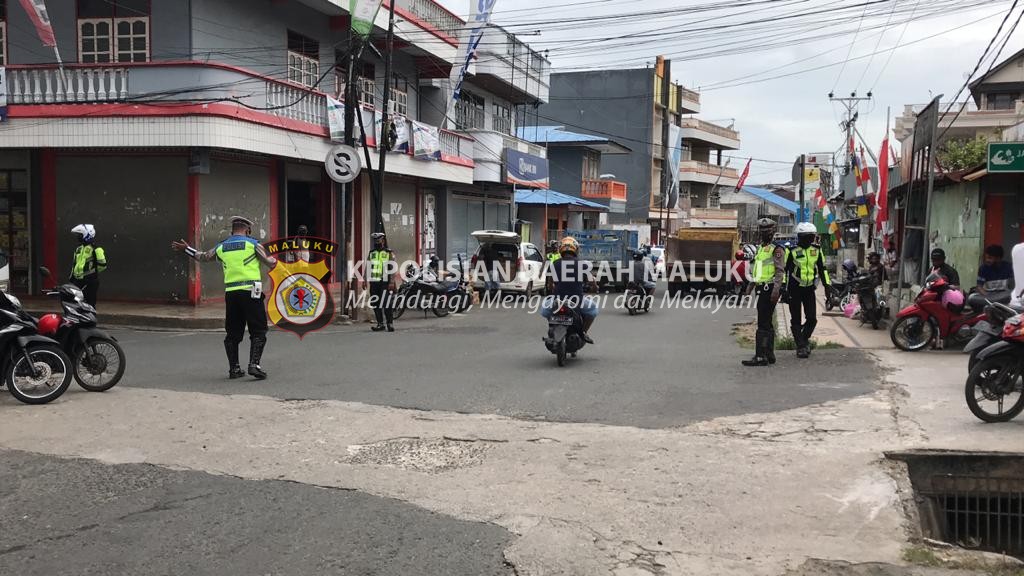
[659,59,672,243]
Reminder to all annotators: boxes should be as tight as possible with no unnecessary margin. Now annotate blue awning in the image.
[740,186,799,214]
[514,189,608,210]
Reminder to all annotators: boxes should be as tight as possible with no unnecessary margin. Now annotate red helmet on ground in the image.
[38,313,61,336]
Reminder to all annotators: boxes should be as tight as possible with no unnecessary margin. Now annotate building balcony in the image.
[472,26,551,105]
[396,0,463,41]
[581,179,627,201]
[1,62,475,177]
[679,160,739,187]
[678,86,701,115]
[895,101,1024,143]
[679,118,741,150]
[686,207,739,229]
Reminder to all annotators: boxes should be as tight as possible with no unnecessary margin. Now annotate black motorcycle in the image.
[625,281,652,315]
[543,297,587,366]
[964,294,1021,372]
[0,290,73,404]
[38,269,126,392]
[825,280,852,312]
[392,257,468,319]
[851,273,884,329]
[965,311,1024,423]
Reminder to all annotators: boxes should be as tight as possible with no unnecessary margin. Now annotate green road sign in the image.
[988,142,1024,173]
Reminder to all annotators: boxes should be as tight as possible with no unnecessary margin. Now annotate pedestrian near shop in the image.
[171,216,276,380]
[365,232,396,332]
[742,218,786,367]
[70,224,107,308]
[785,222,831,359]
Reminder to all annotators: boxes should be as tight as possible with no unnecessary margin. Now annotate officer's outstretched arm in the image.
[255,244,278,267]
[172,239,218,262]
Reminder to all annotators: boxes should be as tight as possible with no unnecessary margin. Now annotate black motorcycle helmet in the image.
[632,250,645,261]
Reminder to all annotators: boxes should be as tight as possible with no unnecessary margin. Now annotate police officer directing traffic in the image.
[365,232,396,332]
[171,216,277,380]
[785,222,831,359]
[545,240,561,263]
[743,217,786,367]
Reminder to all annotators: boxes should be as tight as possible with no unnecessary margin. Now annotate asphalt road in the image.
[0,450,514,576]
[102,292,880,428]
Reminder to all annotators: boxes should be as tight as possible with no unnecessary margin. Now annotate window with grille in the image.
[456,91,485,130]
[582,150,600,181]
[287,31,320,88]
[390,74,408,116]
[492,102,512,134]
[77,1,150,63]
[987,92,1020,111]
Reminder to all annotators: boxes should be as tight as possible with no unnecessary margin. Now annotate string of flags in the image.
[814,186,841,250]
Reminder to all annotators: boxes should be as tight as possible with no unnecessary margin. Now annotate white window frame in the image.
[0,21,6,66]
[78,17,149,64]
[288,51,320,89]
[358,76,376,106]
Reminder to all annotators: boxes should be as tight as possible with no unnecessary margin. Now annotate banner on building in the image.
[412,121,441,161]
[18,0,56,47]
[360,106,377,147]
[375,114,410,153]
[664,123,683,209]
[0,68,7,122]
[506,149,550,189]
[326,96,345,142]
[446,0,498,126]
[349,0,384,39]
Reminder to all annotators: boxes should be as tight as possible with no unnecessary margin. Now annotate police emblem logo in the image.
[264,236,339,338]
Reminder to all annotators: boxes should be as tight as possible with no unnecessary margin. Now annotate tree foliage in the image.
[937,136,989,172]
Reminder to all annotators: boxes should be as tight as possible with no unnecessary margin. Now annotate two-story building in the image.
[0,0,545,303]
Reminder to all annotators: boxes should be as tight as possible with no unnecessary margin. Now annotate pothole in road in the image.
[888,450,1024,560]
[344,437,491,473]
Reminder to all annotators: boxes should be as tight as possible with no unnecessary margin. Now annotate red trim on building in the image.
[440,154,473,168]
[268,160,280,239]
[187,172,201,304]
[9,102,330,137]
[388,4,459,47]
[40,149,57,291]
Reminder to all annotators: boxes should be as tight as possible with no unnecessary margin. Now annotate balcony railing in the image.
[2,62,475,168]
[680,160,739,181]
[582,179,627,201]
[680,87,700,105]
[400,0,463,40]
[680,118,740,141]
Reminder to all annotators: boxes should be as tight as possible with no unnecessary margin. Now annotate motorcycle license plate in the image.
[550,315,574,326]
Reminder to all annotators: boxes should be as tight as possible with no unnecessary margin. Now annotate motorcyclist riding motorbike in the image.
[542,237,598,344]
[630,248,656,297]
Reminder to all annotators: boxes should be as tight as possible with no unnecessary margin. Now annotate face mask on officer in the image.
[798,234,814,248]
[760,229,774,244]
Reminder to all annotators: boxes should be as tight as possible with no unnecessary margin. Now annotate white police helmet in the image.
[71,224,96,242]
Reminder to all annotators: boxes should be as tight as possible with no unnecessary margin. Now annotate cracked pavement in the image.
[0,304,992,575]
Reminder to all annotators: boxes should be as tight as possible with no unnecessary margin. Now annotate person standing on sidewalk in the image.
[171,216,276,380]
[785,222,831,359]
[70,224,107,308]
[365,232,396,332]
[743,218,786,367]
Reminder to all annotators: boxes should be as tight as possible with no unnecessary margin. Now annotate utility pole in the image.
[659,58,671,244]
[375,1,397,236]
[798,154,806,223]
[829,91,873,175]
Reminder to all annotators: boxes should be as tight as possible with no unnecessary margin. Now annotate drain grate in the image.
[925,475,1024,556]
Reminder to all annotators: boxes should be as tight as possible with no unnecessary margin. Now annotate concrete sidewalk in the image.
[777,291,893,350]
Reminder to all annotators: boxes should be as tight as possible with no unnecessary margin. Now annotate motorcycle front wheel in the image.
[965,356,1024,423]
[7,344,73,405]
[433,295,450,318]
[890,316,934,352]
[74,337,126,392]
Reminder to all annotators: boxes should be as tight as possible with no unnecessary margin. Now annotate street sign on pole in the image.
[325,145,362,184]
[988,142,1024,173]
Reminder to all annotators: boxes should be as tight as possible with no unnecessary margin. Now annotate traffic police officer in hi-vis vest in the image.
[171,216,277,380]
[785,222,832,359]
[743,218,786,367]
[70,224,107,308]
[365,232,397,332]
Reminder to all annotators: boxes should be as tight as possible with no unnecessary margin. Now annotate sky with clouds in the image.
[436,0,1020,184]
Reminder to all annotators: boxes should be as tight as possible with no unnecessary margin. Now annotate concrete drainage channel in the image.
[888,450,1024,564]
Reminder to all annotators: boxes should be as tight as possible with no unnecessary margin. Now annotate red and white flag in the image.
[876,136,890,233]
[735,158,752,191]
[18,0,57,47]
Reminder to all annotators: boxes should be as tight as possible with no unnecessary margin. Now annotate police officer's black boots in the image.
[742,330,771,367]
[765,332,777,364]
[796,337,810,359]
[248,337,268,380]
[225,341,245,379]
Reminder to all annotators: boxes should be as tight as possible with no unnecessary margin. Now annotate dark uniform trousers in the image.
[756,282,777,333]
[788,284,818,345]
[225,290,268,347]
[72,276,100,308]
[369,281,394,326]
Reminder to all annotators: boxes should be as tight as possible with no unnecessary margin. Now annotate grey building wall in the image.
[55,155,189,301]
[549,147,584,198]
[541,69,654,223]
[7,0,191,64]
[197,158,271,300]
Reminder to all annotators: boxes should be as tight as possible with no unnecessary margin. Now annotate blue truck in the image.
[566,229,640,292]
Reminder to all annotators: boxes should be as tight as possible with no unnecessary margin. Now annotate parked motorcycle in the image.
[825,279,851,312]
[0,290,73,404]
[964,296,1022,371]
[964,311,1024,423]
[624,281,652,316]
[890,275,1002,352]
[37,269,126,392]
[392,256,468,320]
[543,297,587,367]
[850,273,884,330]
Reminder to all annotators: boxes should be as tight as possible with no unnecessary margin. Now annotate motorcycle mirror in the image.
[39,266,51,278]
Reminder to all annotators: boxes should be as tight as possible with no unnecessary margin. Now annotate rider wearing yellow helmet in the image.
[542,236,598,343]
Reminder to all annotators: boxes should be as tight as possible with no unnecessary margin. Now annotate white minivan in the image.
[470,230,546,297]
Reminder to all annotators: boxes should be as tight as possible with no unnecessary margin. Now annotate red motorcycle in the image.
[890,276,992,352]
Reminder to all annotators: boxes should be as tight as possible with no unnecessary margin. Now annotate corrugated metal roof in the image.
[514,189,608,210]
[740,186,799,213]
